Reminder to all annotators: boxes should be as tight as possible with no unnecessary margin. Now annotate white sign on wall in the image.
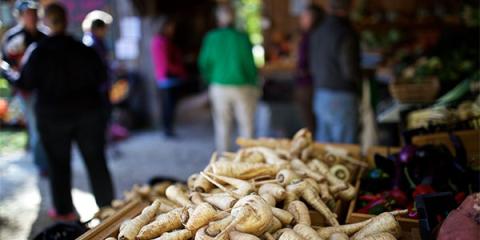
[119,17,142,39]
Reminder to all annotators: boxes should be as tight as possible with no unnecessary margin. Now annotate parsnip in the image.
[190,192,205,205]
[318,182,335,210]
[309,159,355,201]
[246,146,288,166]
[152,182,172,196]
[291,159,324,182]
[276,169,302,186]
[290,128,312,157]
[318,182,333,202]
[303,178,321,193]
[217,195,273,237]
[228,231,261,240]
[323,145,367,167]
[135,185,151,198]
[193,154,216,193]
[153,229,192,240]
[245,151,266,163]
[136,208,183,240]
[300,145,314,161]
[236,137,290,149]
[165,185,193,207]
[119,220,130,233]
[288,201,311,226]
[261,193,277,207]
[181,202,217,231]
[212,161,280,179]
[361,232,397,240]
[272,228,290,239]
[118,199,161,240]
[205,215,234,236]
[157,197,181,208]
[188,174,199,191]
[264,232,276,240]
[351,210,406,240]
[111,199,126,209]
[258,183,286,200]
[328,232,348,240]
[278,228,307,240]
[195,226,228,240]
[283,190,299,210]
[329,165,350,182]
[271,207,294,225]
[157,203,177,214]
[201,193,237,210]
[317,219,372,238]
[287,181,339,226]
[265,217,283,233]
[293,224,323,240]
[201,172,254,198]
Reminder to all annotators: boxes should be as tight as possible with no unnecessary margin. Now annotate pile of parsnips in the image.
[102,129,407,240]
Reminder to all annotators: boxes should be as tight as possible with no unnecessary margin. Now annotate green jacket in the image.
[199,27,258,86]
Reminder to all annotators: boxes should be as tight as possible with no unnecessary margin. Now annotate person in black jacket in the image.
[309,0,360,143]
[13,3,114,221]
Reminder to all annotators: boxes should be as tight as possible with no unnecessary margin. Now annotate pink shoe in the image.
[48,209,79,222]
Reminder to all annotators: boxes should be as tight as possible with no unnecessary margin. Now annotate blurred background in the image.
[0,0,478,239]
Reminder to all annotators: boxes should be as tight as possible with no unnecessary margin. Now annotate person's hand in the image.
[0,61,20,84]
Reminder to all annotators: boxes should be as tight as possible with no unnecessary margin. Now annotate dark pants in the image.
[37,109,114,214]
[295,86,316,134]
[160,87,178,135]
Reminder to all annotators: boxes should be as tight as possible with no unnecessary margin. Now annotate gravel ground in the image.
[0,100,218,239]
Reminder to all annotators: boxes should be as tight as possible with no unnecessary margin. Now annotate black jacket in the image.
[309,15,361,93]
[1,24,47,68]
[16,34,108,115]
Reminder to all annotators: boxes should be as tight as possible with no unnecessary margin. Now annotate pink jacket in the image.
[151,35,186,83]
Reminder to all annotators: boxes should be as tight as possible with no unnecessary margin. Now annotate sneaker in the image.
[47,209,79,222]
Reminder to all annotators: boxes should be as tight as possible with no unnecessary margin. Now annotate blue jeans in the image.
[20,94,49,172]
[313,89,359,144]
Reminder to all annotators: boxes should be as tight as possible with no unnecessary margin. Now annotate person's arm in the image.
[198,33,212,84]
[166,45,185,78]
[151,35,168,81]
[240,33,257,84]
[14,45,40,90]
[339,33,361,91]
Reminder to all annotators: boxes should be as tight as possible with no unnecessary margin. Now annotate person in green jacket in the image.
[199,4,259,152]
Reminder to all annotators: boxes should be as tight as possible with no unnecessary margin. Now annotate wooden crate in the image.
[412,129,480,169]
[346,146,421,239]
[78,203,328,239]
[77,199,149,240]
[79,144,364,238]
[365,146,401,167]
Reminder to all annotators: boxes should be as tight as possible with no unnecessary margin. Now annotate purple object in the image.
[399,144,417,164]
[296,32,313,87]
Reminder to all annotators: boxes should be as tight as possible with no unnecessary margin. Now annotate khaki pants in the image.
[209,85,259,152]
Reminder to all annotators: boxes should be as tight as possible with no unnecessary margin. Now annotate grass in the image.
[0,130,27,156]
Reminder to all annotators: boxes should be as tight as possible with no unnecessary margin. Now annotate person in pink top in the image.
[151,18,186,137]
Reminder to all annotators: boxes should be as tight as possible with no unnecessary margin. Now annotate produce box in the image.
[79,130,386,240]
[412,129,480,169]
[78,201,327,239]
[78,199,148,240]
[346,146,421,239]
